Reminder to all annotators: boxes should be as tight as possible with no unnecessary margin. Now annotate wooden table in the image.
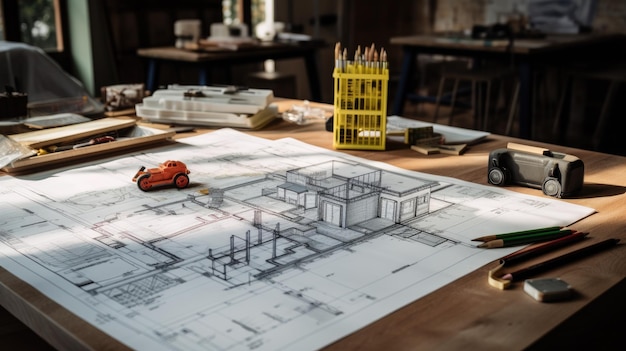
[137,41,325,101]
[390,33,625,139]
[1,104,625,350]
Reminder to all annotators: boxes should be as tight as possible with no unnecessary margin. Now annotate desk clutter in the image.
[486,227,619,293]
[385,115,490,154]
[135,85,278,129]
[0,89,621,347]
[386,126,468,155]
[0,84,283,173]
[0,117,173,173]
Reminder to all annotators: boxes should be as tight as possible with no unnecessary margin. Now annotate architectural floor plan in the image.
[0,129,594,350]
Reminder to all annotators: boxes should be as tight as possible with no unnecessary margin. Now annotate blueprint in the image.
[0,129,594,351]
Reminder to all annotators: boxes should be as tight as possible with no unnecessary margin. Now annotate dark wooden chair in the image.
[433,62,518,133]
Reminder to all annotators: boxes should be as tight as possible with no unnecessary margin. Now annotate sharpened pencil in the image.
[477,229,573,248]
[472,226,563,242]
[501,238,620,281]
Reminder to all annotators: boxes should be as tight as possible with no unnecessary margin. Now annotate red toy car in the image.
[132,160,190,191]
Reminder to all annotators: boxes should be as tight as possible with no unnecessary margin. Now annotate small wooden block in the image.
[507,142,550,155]
[438,143,467,155]
[411,144,440,155]
[404,127,435,145]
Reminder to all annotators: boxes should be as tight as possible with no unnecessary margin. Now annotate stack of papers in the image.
[136,85,278,129]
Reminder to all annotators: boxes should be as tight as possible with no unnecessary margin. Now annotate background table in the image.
[137,41,325,101]
[390,33,625,139]
[1,103,625,350]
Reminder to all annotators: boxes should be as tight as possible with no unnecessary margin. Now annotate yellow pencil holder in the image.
[332,65,389,150]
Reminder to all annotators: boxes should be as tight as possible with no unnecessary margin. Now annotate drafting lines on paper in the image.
[0,130,596,351]
[95,159,442,287]
[0,159,446,291]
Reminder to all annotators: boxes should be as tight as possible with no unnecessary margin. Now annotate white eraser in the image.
[524,278,572,302]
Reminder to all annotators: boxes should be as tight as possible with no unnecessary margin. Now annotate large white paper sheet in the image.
[0,129,594,350]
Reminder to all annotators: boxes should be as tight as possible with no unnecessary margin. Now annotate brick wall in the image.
[594,0,626,33]
[433,0,487,32]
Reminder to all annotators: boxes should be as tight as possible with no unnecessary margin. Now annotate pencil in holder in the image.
[332,43,389,150]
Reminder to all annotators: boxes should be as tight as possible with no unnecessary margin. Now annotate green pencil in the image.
[472,226,563,242]
[477,229,573,248]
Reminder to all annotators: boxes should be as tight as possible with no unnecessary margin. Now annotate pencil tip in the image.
[477,242,488,248]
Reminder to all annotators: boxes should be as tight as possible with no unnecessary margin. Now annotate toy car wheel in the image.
[542,178,562,197]
[137,174,152,191]
[173,173,190,189]
[488,168,507,186]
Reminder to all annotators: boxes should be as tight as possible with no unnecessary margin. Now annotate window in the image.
[221,0,263,29]
[1,0,70,70]
[19,0,63,50]
[1,0,65,51]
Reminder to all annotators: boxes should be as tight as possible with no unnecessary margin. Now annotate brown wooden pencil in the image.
[501,238,620,281]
